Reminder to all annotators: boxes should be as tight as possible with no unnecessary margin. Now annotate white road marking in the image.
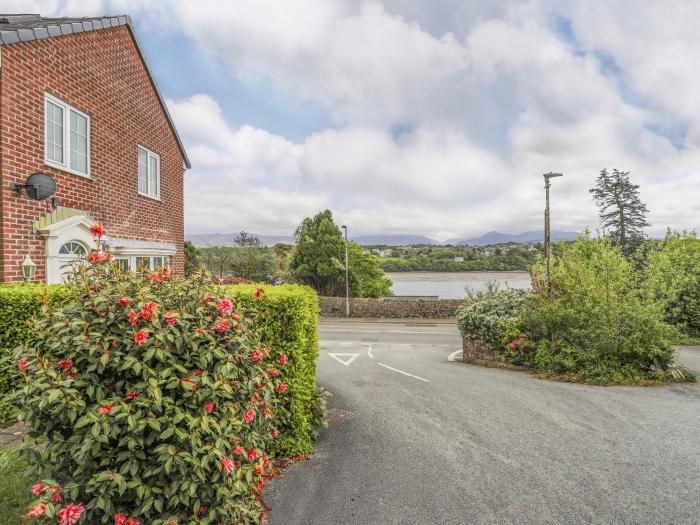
[320,329,458,335]
[447,350,462,362]
[328,353,360,366]
[376,362,429,382]
[363,343,374,359]
[339,342,352,347]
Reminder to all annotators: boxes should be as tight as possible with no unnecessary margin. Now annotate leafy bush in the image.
[14,242,295,523]
[523,235,677,383]
[456,288,531,354]
[226,283,319,456]
[0,285,73,424]
[643,231,700,340]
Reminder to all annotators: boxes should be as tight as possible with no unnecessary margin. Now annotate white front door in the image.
[57,241,87,282]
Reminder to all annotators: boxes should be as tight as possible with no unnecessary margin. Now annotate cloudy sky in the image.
[7,1,700,240]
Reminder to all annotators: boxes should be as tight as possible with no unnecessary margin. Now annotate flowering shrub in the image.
[14,230,291,523]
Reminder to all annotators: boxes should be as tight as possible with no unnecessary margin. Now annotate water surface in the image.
[385,271,531,299]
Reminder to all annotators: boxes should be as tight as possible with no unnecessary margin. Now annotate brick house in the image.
[0,14,190,283]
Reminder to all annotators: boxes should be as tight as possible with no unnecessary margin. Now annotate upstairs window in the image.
[44,93,90,177]
[138,146,160,199]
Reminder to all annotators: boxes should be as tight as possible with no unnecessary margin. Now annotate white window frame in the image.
[138,145,161,200]
[44,93,91,178]
[115,255,170,272]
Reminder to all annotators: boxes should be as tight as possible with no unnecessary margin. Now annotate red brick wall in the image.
[0,25,186,282]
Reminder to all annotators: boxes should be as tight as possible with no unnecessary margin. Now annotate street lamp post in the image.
[543,172,563,290]
[341,225,349,318]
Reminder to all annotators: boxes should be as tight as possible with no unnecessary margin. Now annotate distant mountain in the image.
[448,230,579,246]
[186,233,293,247]
[351,235,438,245]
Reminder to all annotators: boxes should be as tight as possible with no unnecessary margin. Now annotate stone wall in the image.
[319,296,462,319]
[461,340,505,364]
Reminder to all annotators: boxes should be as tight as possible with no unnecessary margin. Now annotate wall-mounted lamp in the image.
[22,254,37,282]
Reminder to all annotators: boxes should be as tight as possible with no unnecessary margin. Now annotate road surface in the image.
[265,322,700,524]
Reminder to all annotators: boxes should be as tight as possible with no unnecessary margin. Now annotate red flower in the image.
[271,430,278,438]
[194,369,203,377]
[215,319,231,333]
[205,402,215,413]
[147,271,163,283]
[52,492,63,503]
[253,288,265,299]
[126,520,139,525]
[138,302,158,321]
[255,480,264,491]
[17,359,29,372]
[96,402,114,415]
[231,312,240,320]
[88,251,101,265]
[126,389,138,400]
[31,482,44,496]
[220,457,234,474]
[57,359,73,372]
[118,297,130,306]
[233,446,245,455]
[266,368,280,377]
[115,513,126,525]
[254,465,265,476]
[263,408,273,417]
[57,502,84,525]
[24,503,46,518]
[251,351,263,363]
[279,354,288,366]
[165,316,177,326]
[134,330,149,346]
[244,409,255,423]
[247,448,259,461]
[128,311,138,327]
[198,506,204,516]
[277,383,288,394]
[90,223,105,239]
[217,297,233,313]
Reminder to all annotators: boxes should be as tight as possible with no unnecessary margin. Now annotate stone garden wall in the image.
[319,296,462,319]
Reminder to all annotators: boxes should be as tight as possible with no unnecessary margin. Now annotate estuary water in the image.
[385,271,531,299]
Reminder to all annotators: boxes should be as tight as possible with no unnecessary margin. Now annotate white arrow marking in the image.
[363,343,374,359]
[329,353,359,366]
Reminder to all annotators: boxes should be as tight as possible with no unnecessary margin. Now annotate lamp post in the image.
[341,225,349,318]
[543,172,563,289]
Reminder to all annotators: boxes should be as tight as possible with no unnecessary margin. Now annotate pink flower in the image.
[147,271,163,283]
[114,515,126,525]
[220,457,234,474]
[96,402,114,415]
[251,351,263,363]
[128,311,138,327]
[90,223,105,239]
[231,312,240,320]
[57,503,84,525]
[57,359,73,372]
[215,319,231,332]
[126,389,138,400]
[247,448,259,461]
[52,492,63,503]
[134,330,149,346]
[24,503,46,518]
[138,302,158,321]
[233,446,245,455]
[205,402,215,414]
[31,482,44,496]
[165,316,177,326]
[217,297,233,313]
[17,359,28,372]
[271,430,278,438]
[88,251,101,265]
[118,297,130,306]
[277,383,288,394]
[253,288,265,299]
[244,409,255,423]
[126,519,139,525]
[279,354,288,366]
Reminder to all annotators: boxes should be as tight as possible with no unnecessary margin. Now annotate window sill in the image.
[138,192,162,202]
[44,160,91,180]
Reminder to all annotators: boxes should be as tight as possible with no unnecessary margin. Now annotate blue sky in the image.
[7,1,700,239]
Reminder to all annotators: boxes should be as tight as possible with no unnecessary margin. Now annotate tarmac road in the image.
[265,321,700,525]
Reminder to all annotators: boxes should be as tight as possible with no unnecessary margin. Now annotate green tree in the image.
[200,245,236,278]
[590,169,649,255]
[289,210,392,297]
[229,231,276,282]
[183,240,201,277]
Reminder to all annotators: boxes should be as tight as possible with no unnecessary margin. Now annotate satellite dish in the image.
[11,172,57,201]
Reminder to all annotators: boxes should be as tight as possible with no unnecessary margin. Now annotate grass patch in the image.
[0,447,31,523]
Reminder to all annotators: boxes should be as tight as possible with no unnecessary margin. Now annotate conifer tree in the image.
[590,169,649,255]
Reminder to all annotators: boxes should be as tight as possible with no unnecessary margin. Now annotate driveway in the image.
[265,322,700,525]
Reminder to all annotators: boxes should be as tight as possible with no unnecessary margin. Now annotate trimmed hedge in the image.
[0,282,320,450]
[226,283,320,456]
[0,285,73,423]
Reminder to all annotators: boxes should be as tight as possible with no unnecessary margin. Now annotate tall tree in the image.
[229,231,276,282]
[590,169,649,255]
[183,240,201,277]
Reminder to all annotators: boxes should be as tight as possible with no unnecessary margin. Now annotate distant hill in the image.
[186,233,293,247]
[352,235,438,245]
[448,230,579,246]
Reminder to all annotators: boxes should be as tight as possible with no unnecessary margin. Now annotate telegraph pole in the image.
[543,172,563,289]
[341,225,349,318]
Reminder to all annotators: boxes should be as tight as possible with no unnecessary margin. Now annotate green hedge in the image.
[0,285,73,424]
[0,283,320,452]
[227,284,320,456]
